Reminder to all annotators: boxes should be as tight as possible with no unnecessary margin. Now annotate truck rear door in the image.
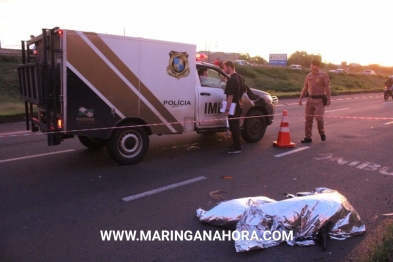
[18,27,65,145]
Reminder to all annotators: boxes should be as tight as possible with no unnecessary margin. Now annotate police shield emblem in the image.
[167,51,190,79]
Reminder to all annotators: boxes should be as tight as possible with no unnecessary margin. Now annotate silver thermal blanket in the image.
[197,188,365,252]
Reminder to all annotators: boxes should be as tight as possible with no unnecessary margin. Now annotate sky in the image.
[1,0,393,66]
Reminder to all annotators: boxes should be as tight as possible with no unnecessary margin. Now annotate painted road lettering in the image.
[314,153,393,176]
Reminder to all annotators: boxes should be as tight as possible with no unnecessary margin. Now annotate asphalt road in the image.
[1,93,393,261]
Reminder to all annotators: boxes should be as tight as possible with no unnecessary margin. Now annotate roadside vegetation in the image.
[362,222,393,262]
[0,55,24,117]
[236,50,390,97]
[237,65,385,97]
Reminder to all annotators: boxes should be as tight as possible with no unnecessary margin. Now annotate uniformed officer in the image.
[298,59,331,143]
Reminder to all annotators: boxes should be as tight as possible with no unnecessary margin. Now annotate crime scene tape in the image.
[1,113,393,139]
[0,114,276,138]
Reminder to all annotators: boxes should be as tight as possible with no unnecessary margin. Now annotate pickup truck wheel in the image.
[78,136,106,150]
[106,126,149,165]
[241,110,266,143]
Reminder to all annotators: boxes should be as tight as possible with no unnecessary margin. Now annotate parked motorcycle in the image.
[384,86,393,100]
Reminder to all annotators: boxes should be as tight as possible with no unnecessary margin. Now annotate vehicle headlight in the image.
[270,95,279,104]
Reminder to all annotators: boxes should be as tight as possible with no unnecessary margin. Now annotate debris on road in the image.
[208,190,226,201]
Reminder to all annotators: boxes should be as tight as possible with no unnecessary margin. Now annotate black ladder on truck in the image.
[18,27,63,146]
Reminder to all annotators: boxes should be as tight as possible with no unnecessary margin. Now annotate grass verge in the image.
[344,218,393,262]
[362,221,393,262]
[0,102,26,116]
[0,102,26,123]
[0,113,26,124]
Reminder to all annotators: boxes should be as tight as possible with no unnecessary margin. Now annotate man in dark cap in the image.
[298,59,331,143]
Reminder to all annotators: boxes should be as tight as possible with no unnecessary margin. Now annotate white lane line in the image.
[0,149,75,163]
[274,147,310,157]
[122,176,207,202]
[383,121,393,125]
[276,103,301,107]
[325,108,350,113]
[0,130,30,135]
[0,130,43,137]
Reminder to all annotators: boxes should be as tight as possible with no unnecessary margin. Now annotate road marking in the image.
[277,103,298,106]
[325,108,350,113]
[0,149,75,163]
[314,153,393,176]
[0,130,43,137]
[122,176,207,202]
[274,147,310,157]
[383,121,393,125]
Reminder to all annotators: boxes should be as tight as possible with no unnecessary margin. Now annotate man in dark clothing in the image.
[384,77,393,89]
[222,60,244,153]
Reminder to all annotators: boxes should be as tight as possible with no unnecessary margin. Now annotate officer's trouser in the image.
[305,98,325,139]
[229,107,243,150]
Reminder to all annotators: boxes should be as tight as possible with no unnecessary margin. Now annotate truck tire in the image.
[241,110,267,143]
[106,125,149,165]
[78,136,106,150]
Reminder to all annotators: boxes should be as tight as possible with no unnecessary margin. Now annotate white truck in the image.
[18,27,278,165]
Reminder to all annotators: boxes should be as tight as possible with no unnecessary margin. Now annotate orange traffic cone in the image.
[273,110,295,148]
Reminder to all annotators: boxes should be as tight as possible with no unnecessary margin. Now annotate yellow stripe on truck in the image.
[66,30,183,134]
[82,31,183,133]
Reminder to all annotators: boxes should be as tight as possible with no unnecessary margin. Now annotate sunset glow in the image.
[1,0,392,66]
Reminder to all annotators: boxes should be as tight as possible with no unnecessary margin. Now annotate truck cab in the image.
[195,62,277,142]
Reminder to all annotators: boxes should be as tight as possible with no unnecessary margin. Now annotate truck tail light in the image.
[57,118,63,129]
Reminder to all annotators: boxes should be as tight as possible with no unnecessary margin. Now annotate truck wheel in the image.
[241,110,267,143]
[106,125,149,165]
[78,136,106,150]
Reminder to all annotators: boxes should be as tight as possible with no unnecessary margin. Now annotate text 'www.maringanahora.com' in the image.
[100,230,294,242]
